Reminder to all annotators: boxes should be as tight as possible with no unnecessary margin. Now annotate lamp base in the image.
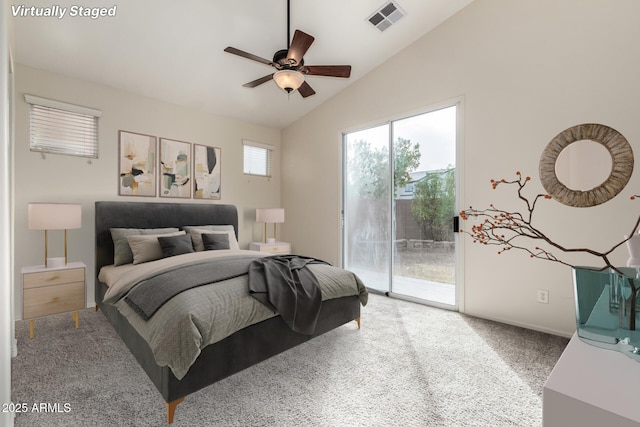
[266,238,276,244]
[46,257,65,268]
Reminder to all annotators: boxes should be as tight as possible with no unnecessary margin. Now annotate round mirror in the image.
[539,124,633,207]
[555,139,613,191]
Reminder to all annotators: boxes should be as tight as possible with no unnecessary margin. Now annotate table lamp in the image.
[28,203,82,268]
[256,208,285,243]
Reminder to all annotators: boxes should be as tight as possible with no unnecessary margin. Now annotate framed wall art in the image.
[160,138,192,198]
[118,130,157,197]
[193,144,221,200]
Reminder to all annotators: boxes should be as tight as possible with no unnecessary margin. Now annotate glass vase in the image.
[573,267,640,360]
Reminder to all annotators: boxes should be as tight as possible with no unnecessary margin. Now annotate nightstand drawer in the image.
[263,244,290,254]
[23,281,85,319]
[250,242,291,254]
[23,267,85,289]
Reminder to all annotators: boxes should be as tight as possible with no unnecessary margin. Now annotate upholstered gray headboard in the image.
[95,201,238,279]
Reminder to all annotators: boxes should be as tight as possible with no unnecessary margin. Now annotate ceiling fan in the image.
[223,0,352,98]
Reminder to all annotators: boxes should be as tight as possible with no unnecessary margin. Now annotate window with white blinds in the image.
[25,94,101,159]
[243,140,273,177]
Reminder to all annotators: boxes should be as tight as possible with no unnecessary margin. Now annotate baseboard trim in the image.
[464,311,574,338]
[11,337,17,357]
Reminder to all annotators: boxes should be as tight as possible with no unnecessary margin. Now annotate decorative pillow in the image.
[158,234,194,258]
[201,233,230,251]
[183,225,239,251]
[111,227,179,266]
[198,230,239,251]
[126,231,185,264]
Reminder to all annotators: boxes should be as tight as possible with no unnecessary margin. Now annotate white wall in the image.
[282,0,640,336]
[12,64,282,319]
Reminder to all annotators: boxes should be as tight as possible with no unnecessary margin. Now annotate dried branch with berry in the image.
[460,172,640,328]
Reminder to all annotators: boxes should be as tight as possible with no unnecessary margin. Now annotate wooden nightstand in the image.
[22,262,86,339]
[249,241,291,255]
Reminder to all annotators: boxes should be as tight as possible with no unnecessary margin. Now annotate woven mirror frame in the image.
[539,123,633,207]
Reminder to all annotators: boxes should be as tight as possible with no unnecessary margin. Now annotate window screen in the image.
[243,140,273,177]
[25,94,101,159]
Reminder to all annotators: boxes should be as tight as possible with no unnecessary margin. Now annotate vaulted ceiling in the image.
[10,0,473,129]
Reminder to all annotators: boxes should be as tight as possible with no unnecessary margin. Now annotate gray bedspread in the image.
[101,251,368,380]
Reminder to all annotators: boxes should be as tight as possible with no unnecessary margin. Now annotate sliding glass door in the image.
[343,105,458,307]
[343,124,392,293]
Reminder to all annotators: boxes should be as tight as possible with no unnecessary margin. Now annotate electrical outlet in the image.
[537,289,549,304]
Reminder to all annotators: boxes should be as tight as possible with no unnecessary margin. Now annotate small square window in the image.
[243,140,273,177]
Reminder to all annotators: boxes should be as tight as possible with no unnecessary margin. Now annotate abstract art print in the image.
[193,144,221,200]
[160,138,192,198]
[118,131,157,197]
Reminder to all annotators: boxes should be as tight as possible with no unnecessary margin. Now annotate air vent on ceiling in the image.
[368,1,406,32]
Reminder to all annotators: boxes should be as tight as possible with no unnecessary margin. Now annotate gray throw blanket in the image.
[125,255,257,320]
[248,255,328,335]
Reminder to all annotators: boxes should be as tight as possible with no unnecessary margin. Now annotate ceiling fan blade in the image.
[242,74,274,88]
[224,47,273,67]
[298,81,316,98]
[303,65,352,78]
[287,30,315,66]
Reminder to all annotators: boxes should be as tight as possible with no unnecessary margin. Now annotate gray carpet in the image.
[11,294,568,426]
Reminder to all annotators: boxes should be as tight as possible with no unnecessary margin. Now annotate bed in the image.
[94,201,367,424]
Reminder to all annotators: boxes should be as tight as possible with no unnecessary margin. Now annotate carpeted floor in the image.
[11,294,568,426]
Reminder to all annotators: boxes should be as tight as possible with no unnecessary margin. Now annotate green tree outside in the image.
[411,166,455,241]
[347,137,420,199]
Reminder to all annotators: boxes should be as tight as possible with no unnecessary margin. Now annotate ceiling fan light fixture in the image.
[273,69,305,93]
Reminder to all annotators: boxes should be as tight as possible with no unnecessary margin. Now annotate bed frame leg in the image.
[355,317,361,329]
[95,304,99,312]
[166,397,184,424]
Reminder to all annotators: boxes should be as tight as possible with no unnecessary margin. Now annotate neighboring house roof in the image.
[397,168,453,200]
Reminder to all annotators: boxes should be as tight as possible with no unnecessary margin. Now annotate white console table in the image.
[543,333,640,426]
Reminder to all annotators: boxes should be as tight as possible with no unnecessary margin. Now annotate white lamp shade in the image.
[273,70,305,92]
[28,203,82,230]
[256,208,285,224]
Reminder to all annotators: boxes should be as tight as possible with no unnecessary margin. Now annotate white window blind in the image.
[25,94,101,159]
[243,140,273,177]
